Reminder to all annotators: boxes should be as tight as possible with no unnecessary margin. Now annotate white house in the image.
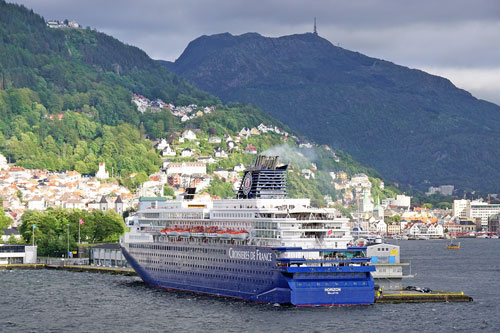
[198,156,216,164]
[27,196,45,210]
[214,168,229,180]
[181,130,197,141]
[214,147,228,158]
[155,138,168,151]
[95,162,109,180]
[181,148,193,157]
[162,144,176,157]
[301,169,314,180]
[233,163,246,172]
[427,224,444,237]
[166,162,206,176]
[208,137,221,144]
[376,220,387,234]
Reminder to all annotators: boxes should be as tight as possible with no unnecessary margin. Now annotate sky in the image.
[9,0,500,105]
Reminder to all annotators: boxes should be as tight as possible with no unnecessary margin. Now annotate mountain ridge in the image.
[163,32,500,192]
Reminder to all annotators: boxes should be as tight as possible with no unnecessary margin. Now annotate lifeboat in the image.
[191,228,205,237]
[205,227,218,238]
[178,229,191,238]
[230,231,249,240]
[217,230,231,239]
[165,228,178,237]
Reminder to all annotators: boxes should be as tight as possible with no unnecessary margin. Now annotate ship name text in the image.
[228,248,273,262]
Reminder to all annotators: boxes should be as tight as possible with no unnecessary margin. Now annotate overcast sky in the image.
[9,0,500,105]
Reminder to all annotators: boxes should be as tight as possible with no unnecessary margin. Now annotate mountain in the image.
[163,32,500,192]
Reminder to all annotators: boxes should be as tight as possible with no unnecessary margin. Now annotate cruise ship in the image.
[120,156,375,306]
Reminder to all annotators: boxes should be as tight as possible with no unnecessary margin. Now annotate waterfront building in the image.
[453,199,500,230]
[453,199,469,219]
[366,244,410,290]
[488,214,500,233]
[89,243,128,268]
[0,245,37,265]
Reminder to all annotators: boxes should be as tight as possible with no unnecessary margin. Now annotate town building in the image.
[165,162,206,176]
[488,214,500,233]
[95,162,109,180]
[382,195,411,210]
[162,144,176,157]
[426,185,454,196]
[181,129,197,141]
[453,199,469,219]
[181,148,193,157]
[367,244,410,290]
[89,243,128,268]
[453,199,500,229]
[208,136,221,144]
[0,245,37,264]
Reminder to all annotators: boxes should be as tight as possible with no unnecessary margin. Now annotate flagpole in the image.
[79,221,81,244]
[32,224,34,246]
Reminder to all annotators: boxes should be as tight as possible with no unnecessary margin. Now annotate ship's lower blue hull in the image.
[121,243,374,306]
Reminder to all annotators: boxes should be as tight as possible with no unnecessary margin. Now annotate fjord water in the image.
[1,239,498,332]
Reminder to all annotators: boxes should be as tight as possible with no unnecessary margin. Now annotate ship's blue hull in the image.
[121,242,375,306]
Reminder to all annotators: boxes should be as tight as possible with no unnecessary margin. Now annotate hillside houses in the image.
[131,93,215,121]
[0,166,133,227]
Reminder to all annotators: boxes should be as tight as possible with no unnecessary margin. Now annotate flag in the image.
[327,229,333,236]
[33,224,36,229]
[79,219,85,225]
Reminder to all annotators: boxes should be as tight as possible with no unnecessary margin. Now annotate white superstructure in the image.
[126,197,352,253]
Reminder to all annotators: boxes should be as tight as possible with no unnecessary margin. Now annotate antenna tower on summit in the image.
[313,17,318,35]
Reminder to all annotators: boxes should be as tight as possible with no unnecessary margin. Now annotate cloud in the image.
[422,67,500,105]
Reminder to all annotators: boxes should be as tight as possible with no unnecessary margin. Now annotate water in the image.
[1,239,499,332]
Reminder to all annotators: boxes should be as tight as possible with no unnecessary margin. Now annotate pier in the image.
[375,290,473,303]
[0,263,136,276]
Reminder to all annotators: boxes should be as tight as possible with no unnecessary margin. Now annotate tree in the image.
[204,176,234,198]
[0,208,12,231]
[163,187,175,198]
[7,233,23,244]
[391,215,401,222]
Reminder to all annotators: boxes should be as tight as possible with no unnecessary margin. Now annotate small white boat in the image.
[217,230,231,239]
[166,229,178,237]
[230,231,249,240]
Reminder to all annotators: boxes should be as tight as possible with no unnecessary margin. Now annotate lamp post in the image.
[66,224,69,258]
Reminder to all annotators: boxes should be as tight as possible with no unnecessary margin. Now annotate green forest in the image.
[18,208,125,256]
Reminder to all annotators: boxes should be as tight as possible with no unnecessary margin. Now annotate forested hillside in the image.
[164,32,500,192]
[0,0,217,174]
